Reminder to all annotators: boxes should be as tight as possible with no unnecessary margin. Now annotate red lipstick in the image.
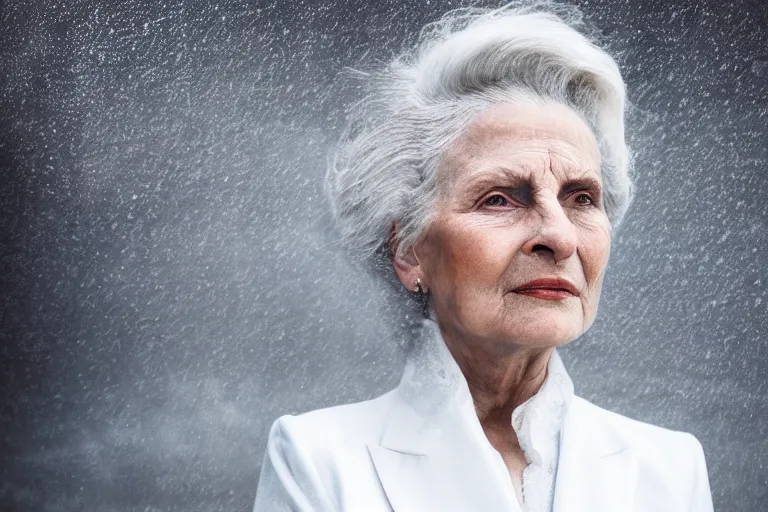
[512,278,579,300]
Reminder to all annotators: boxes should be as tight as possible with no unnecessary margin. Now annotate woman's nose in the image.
[520,197,578,263]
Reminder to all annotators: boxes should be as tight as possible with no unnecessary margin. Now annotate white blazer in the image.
[254,322,714,512]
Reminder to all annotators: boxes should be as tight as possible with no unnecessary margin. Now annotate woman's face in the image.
[414,101,611,353]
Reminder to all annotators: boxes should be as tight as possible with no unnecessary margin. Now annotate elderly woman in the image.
[253,4,714,511]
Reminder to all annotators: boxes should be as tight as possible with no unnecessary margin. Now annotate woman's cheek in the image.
[455,222,513,267]
[581,234,611,294]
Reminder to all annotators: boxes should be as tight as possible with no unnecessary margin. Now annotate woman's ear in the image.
[389,221,424,292]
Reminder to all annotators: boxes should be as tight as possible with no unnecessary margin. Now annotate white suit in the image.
[254,320,714,511]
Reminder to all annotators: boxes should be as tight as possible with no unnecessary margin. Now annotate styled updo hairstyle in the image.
[325,1,634,317]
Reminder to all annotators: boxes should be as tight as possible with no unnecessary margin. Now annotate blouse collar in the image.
[402,318,573,415]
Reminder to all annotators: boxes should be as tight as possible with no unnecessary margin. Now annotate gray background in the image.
[1,0,766,510]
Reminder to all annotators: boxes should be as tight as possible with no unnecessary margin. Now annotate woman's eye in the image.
[483,194,509,207]
[574,193,594,205]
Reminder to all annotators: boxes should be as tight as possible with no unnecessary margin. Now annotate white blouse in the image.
[512,342,573,512]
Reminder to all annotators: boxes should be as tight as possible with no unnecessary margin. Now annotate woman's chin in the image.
[494,321,583,349]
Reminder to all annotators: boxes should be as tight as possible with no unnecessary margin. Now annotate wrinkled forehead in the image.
[437,102,602,192]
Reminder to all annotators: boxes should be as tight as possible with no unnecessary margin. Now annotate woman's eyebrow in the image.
[559,177,603,197]
[461,168,603,197]
[460,168,529,196]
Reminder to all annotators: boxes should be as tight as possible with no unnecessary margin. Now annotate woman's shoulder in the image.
[568,396,713,511]
[570,394,703,447]
[255,391,397,511]
[266,389,396,452]
[570,395,709,482]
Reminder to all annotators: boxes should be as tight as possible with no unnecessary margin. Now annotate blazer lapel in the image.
[369,396,639,512]
[367,319,638,512]
[365,319,521,511]
[367,389,519,512]
[552,399,638,512]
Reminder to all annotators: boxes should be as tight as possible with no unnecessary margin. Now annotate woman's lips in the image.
[512,288,575,300]
[511,277,579,299]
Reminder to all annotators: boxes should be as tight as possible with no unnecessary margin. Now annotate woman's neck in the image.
[441,331,553,424]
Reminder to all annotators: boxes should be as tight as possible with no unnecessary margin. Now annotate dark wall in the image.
[1,1,766,510]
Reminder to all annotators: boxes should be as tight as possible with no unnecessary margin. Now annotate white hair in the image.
[325,1,634,300]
